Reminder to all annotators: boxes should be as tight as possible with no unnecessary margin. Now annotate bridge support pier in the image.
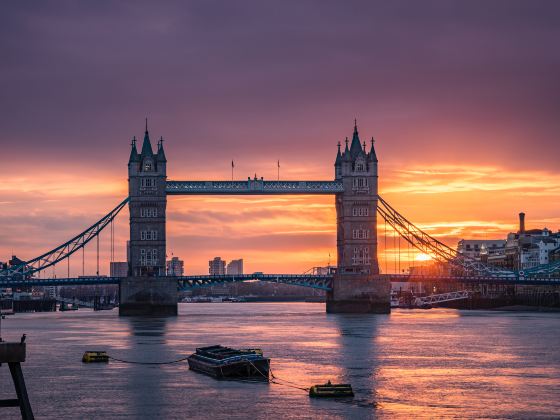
[326,274,391,314]
[119,277,178,316]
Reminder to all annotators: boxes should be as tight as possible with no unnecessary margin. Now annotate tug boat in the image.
[187,345,270,380]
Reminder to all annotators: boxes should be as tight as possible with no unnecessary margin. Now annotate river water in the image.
[0,303,559,419]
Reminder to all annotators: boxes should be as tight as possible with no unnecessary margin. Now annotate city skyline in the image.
[1,1,560,275]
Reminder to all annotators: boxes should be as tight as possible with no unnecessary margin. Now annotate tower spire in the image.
[157,135,167,162]
[369,136,378,162]
[350,119,362,157]
[141,119,154,156]
[335,141,342,166]
[129,135,140,163]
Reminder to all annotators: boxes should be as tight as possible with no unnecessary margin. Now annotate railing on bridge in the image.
[166,180,344,195]
[176,273,333,291]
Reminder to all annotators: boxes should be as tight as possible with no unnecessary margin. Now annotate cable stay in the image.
[376,195,516,277]
[0,197,129,280]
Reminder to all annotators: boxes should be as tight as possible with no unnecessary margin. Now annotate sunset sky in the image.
[1,1,559,275]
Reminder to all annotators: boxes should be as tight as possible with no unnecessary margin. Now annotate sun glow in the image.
[415,253,433,262]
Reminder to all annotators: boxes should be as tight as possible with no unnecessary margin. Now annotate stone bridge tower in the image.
[121,121,176,316]
[127,122,167,277]
[327,121,390,313]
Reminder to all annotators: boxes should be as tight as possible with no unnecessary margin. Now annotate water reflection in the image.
[127,316,169,340]
[123,316,175,418]
[1,304,558,418]
[329,313,384,410]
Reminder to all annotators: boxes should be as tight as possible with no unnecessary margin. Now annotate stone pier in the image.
[119,277,178,316]
[326,274,391,314]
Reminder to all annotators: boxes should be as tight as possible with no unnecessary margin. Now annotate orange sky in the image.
[1,147,559,276]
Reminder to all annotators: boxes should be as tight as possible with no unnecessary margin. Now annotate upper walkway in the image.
[166,180,344,195]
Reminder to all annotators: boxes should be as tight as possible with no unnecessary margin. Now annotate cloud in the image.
[383,165,560,196]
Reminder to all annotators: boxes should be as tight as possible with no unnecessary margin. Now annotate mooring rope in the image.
[108,355,190,365]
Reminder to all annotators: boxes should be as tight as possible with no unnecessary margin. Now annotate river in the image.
[0,303,559,419]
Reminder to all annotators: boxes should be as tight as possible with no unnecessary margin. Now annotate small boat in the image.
[309,381,354,398]
[82,351,109,363]
[390,292,400,308]
[59,302,79,311]
[187,345,270,380]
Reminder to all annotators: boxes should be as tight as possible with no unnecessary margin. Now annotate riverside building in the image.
[209,257,226,275]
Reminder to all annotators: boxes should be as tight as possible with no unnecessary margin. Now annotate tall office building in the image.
[209,257,226,275]
[226,259,243,275]
[166,257,184,276]
[110,262,129,277]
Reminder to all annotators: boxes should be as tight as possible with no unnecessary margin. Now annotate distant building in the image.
[457,240,506,260]
[209,257,226,275]
[167,257,184,276]
[458,212,560,271]
[226,259,243,275]
[110,262,129,277]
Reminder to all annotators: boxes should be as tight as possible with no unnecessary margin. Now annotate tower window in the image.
[352,228,369,239]
[144,162,153,171]
[356,163,365,172]
[141,178,156,187]
[353,177,368,188]
[140,207,158,217]
[141,230,158,241]
[140,248,158,265]
[352,207,369,217]
[352,247,371,265]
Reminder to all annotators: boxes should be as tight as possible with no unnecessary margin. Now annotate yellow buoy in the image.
[82,351,109,363]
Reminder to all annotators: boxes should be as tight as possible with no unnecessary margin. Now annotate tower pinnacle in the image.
[350,119,362,157]
[141,120,154,156]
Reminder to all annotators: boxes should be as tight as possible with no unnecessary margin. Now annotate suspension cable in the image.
[392,226,396,274]
[96,234,100,276]
[398,234,401,274]
[384,219,388,274]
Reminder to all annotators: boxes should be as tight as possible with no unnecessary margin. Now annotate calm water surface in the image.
[0,303,559,419]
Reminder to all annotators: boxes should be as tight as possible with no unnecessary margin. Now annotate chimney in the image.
[519,212,525,234]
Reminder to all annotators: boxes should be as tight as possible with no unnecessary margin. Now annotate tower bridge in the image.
[124,120,387,314]
[1,121,557,315]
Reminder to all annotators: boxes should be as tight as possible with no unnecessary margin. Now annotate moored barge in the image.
[187,345,270,380]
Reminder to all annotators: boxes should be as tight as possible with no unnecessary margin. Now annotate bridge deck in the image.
[2,274,560,289]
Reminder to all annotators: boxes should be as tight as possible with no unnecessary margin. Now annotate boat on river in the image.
[187,345,270,380]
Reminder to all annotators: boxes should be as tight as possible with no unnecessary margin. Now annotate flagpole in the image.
[231,160,234,181]
[277,160,280,181]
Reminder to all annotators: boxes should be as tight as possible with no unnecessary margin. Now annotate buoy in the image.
[82,351,109,363]
[309,381,354,398]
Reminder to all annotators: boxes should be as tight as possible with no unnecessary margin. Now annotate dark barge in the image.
[187,345,270,380]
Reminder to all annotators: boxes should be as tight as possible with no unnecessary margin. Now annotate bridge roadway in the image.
[2,273,560,290]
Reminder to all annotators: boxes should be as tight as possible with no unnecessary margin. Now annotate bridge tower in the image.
[120,121,177,316]
[127,121,167,276]
[327,121,390,313]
